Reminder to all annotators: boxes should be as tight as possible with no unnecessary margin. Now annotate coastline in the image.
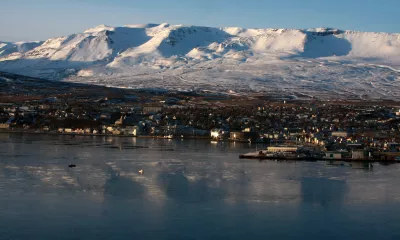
[0,129,212,140]
[0,130,260,142]
[2,129,399,164]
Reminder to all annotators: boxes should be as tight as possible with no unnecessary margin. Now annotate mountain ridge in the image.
[1,23,400,100]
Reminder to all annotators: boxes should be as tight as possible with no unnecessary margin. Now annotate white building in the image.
[332,131,349,138]
[267,146,300,153]
[325,151,346,160]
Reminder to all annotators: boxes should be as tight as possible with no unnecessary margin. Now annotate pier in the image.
[239,153,400,163]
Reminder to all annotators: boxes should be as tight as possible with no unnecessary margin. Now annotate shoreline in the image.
[0,130,264,143]
[0,130,272,143]
[2,130,399,164]
[0,129,214,140]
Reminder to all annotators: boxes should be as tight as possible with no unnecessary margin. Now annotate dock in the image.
[239,153,400,163]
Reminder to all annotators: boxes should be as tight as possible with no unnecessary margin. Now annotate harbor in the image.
[239,145,400,163]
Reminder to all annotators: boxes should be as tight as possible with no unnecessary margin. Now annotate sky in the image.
[1,0,400,41]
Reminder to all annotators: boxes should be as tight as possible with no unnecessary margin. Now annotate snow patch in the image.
[84,24,115,33]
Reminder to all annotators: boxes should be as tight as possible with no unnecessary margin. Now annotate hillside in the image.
[1,23,400,100]
[0,41,43,58]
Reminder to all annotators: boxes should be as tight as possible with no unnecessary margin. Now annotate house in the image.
[352,150,365,159]
[384,142,400,152]
[230,131,259,141]
[143,106,163,114]
[84,128,92,134]
[39,104,52,110]
[332,131,349,138]
[210,128,228,139]
[325,151,347,160]
[112,130,121,135]
[122,126,138,136]
[106,126,114,133]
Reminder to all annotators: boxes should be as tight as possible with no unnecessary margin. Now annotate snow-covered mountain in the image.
[1,23,400,99]
[0,41,43,58]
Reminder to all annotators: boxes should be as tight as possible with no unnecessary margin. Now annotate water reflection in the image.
[1,133,400,205]
[1,133,400,239]
[301,178,348,205]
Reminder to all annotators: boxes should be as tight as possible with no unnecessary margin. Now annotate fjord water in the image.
[1,133,400,240]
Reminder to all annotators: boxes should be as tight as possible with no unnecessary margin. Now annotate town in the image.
[1,71,400,162]
[2,96,400,162]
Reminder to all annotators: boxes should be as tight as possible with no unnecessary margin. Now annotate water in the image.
[1,133,400,240]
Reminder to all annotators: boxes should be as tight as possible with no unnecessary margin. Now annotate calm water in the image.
[1,133,400,240]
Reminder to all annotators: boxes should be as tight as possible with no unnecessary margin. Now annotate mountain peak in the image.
[123,23,160,28]
[84,24,115,33]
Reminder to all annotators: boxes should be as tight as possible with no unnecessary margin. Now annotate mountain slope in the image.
[0,41,43,58]
[1,24,400,99]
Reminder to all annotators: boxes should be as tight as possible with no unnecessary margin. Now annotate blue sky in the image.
[1,0,399,41]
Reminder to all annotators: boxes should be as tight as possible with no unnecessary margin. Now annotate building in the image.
[0,123,9,129]
[39,104,52,110]
[84,128,92,134]
[143,106,163,114]
[112,130,121,135]
[267,146,300,153]
[122,126,138,136]
[210,128,228,139]
[352,150,365,159]
[230,131,259,141]
[332,131,349,138]
[325,151,347,160]
[384,142,400,152]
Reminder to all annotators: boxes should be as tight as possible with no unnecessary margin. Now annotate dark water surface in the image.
[1,133,400,240]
